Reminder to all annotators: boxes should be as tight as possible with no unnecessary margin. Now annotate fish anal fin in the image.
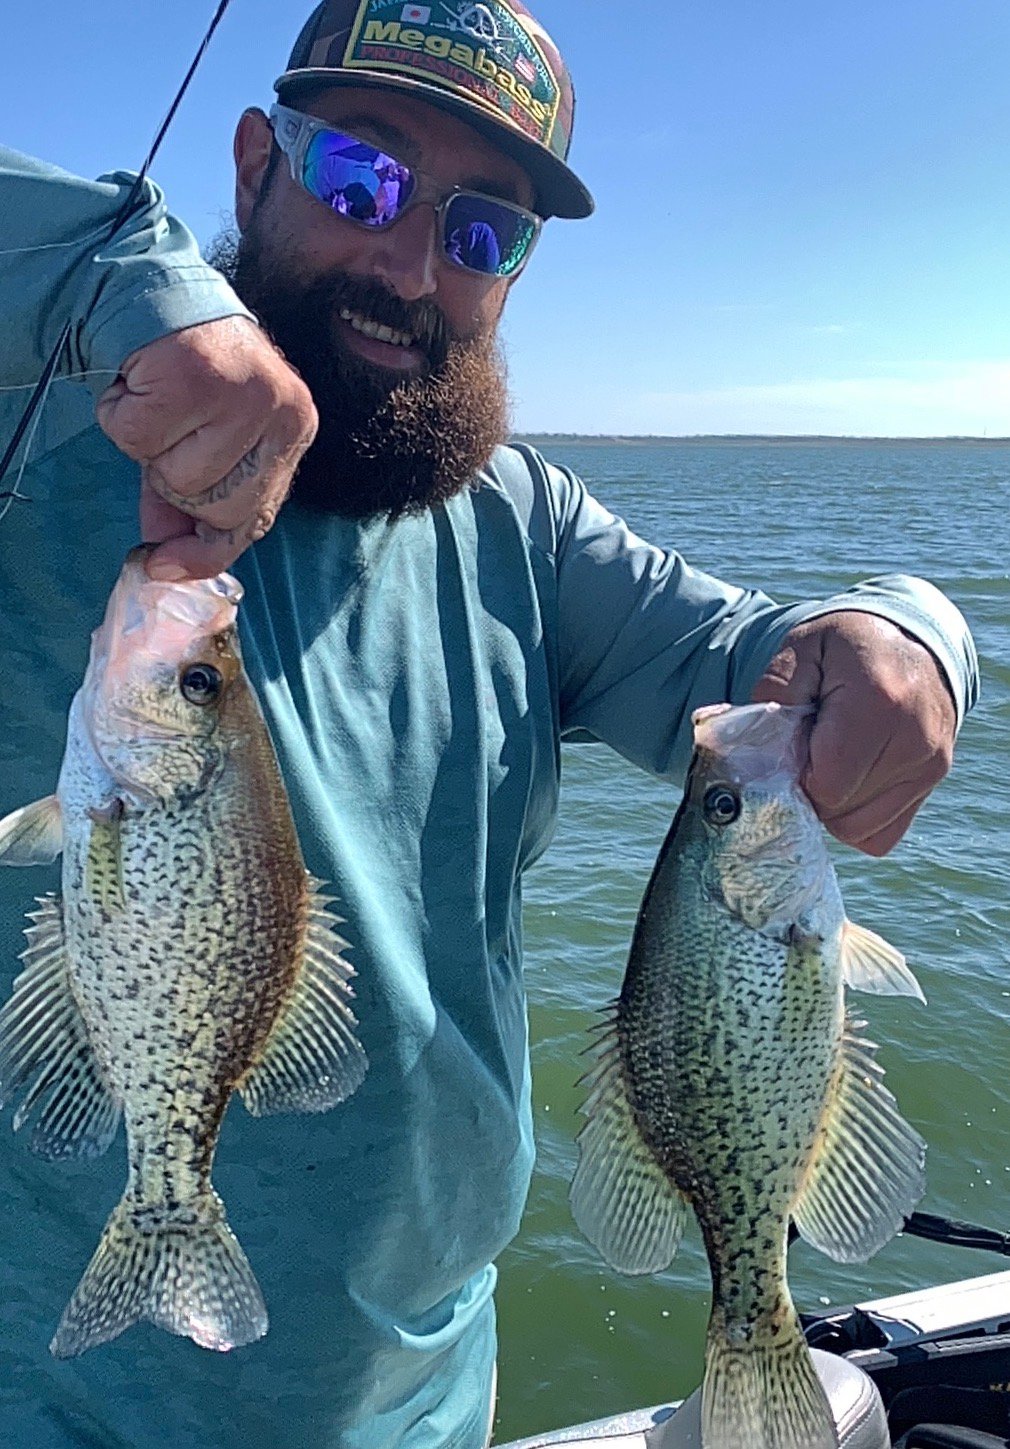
[840,919,925,1002]
[0,893,121,1159]
[570,1011,688,1275]
[239,876,367,1116]
[0,796,63,867]
[792,1011,925,1264]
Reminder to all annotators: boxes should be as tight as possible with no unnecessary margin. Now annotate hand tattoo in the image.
[153,443,264,512]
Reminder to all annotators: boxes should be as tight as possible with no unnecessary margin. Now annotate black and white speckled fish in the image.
[0,548,366,1358]
[570,701,926,1449]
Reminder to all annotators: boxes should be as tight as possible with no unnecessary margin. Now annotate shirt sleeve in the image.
[540,457,979,782]
[0,146,251,392]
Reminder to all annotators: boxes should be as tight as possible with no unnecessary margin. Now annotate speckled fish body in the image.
[570,702,926,1449]
[0,549,366,1357]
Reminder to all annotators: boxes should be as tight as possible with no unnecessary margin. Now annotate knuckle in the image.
[925,746,952,787]
[144,469,192,511]
[822,816,857,849]
[867,670,917,713]
[247,506,278,544]
[191,498,249,532]
[811,782,850,815]
[276,389,319,447]
[101,410,153,460]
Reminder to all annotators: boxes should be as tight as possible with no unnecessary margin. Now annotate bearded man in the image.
[0,2,977,1446]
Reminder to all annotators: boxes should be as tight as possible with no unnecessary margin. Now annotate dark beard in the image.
[205,226,510,519]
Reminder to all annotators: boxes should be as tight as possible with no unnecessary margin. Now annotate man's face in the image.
[220,86,538,517]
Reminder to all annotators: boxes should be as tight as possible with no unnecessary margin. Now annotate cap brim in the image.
[274,68,594,221]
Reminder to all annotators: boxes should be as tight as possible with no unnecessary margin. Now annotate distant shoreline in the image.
[514,434,1010,447]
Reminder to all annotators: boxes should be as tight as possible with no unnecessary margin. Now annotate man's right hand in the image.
[96,315,318,581]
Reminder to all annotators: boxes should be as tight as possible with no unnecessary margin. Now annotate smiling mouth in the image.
[338,307,417,350]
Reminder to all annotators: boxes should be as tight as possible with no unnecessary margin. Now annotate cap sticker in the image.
[343,0,561,147]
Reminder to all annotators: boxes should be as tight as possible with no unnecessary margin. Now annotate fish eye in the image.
[180,663,223,706]
[702,784,741,826]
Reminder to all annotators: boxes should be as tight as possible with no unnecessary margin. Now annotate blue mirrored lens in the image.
[302,131,414,224]
[443,194,538,277]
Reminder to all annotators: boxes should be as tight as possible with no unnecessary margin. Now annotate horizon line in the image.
[513,432,1010,444]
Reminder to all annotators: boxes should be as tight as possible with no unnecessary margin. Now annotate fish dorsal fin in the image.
[239,876,367,1116]
[792,1010,925,1263]
[569,1009,689,1274]
[0,894,121,1159]
[0,796,63,867]
[840,919,926,1002]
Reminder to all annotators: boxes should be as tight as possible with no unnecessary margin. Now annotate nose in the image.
[367,202,440,302]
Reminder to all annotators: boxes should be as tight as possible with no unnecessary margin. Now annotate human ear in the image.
[234,107,274,232]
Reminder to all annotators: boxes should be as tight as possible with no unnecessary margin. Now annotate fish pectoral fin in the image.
[239,875,367,1116]
[0,893,121,1160]
[839,919,926,1002]
[792,1009,925,1264]
[569,1009,689,1275]
[0,795,63,867]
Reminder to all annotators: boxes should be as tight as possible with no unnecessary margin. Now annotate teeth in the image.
[339,307,415,348]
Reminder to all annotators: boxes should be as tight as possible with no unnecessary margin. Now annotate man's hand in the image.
[96,316,317,580]
[751,612,957,856]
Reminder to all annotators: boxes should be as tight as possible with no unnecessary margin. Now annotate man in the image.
[0,1,978,1445]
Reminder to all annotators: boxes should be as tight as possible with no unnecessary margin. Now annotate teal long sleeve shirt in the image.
[0,148,980,1449]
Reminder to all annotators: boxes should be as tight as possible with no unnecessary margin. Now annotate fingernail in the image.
[147,561,188,582]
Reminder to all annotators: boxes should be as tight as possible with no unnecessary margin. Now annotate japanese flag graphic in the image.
[401,4,431,20]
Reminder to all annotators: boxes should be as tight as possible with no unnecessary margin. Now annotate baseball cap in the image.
[274,0,594,220]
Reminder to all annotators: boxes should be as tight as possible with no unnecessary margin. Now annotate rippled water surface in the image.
[493,441,1010,1443]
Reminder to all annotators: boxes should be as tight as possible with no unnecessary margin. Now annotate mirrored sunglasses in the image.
[269,104,542,280]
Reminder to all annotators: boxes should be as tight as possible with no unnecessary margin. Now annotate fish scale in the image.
[0,549,367,1357]
[571,701,927,1449]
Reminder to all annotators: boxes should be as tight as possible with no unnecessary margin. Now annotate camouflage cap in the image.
[274,0,594,220]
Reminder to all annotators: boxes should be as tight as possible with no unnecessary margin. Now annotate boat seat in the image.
[652,1348,889,1448]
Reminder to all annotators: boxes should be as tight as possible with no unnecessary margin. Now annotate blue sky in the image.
[3,0,1009,435]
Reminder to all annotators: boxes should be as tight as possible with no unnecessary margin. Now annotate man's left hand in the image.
[751,611,957,856]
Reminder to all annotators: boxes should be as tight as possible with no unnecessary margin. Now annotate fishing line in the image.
[0,372,117,521]
[0,222,113,258]
[0,0,237,499]
[0,387,49,528]
[0,371,118,394]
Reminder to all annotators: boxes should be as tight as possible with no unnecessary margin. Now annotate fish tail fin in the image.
[703,1308,838,1449]
[50,1192,268,1359]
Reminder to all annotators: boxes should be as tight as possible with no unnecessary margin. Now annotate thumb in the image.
[750,630,824,706]
[95,348,194,461]
[95,374,128,428]
[96,373,158,460]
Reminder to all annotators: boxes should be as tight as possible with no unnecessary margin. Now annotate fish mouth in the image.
[77,550,244,797]
[692,702,816,788]
[685,703,830,933]
[119,546,243,626]
[90,549,243,679]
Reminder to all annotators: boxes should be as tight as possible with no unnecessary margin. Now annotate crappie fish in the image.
[0,548,366,1357]
[570,702,926,1449]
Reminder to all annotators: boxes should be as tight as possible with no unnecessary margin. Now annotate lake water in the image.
[492,440,1010,1443]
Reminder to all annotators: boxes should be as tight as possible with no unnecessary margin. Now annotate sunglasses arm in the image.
[269,102,314,185]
